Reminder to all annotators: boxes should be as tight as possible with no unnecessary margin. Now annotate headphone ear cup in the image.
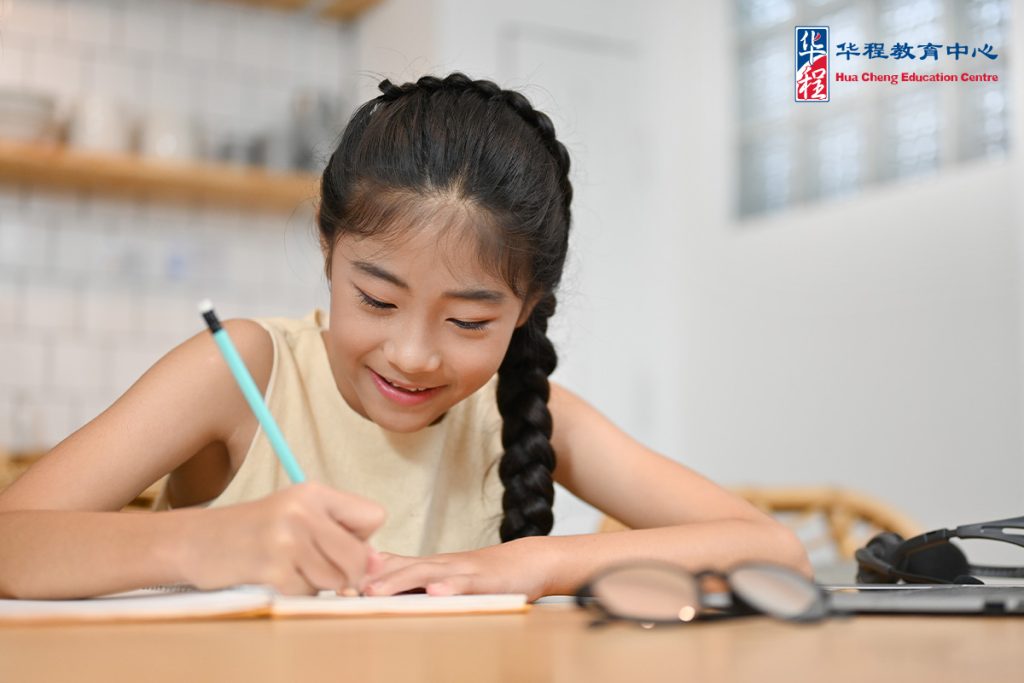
[855,531,905,584]
[903,541,970,582]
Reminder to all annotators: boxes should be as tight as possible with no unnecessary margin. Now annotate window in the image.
[736,0,1011,218]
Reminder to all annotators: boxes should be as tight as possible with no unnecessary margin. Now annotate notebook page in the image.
[271,592,529,617]
[0,586,273,624]
[0,589,529,623]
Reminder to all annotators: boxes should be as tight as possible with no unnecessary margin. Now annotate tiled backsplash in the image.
[0,0,351,451]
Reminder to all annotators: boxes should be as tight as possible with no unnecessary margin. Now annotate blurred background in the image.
[0,0,1020,561]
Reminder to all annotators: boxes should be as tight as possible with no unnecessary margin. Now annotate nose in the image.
[381,324,442,376]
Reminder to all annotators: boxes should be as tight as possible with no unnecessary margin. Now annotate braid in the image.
[497,292,559,541]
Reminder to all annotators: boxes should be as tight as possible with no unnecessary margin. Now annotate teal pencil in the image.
[199,300,306,484]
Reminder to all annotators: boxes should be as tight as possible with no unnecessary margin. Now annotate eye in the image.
[450,318,491,331]
[356,289,395,310]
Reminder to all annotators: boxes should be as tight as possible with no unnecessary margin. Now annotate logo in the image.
[794,29,1000,97]
[796,26,829,102]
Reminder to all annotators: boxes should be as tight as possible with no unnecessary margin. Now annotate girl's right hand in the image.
[179,482,385,595]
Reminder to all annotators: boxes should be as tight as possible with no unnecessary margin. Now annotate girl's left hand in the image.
[360,538,550,601]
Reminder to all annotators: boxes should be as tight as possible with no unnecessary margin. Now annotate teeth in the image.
[385,377,429,392]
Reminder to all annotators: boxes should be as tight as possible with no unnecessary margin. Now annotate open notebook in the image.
[0,586,529,624]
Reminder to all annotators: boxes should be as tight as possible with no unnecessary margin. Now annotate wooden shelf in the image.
[0,140,320,212]
[223,0,382,21]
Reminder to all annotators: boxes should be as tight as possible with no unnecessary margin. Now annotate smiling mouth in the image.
[372,369,442,393]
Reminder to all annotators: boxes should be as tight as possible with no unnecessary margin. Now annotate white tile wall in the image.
[0,0,344,452]
[0,272,22,327]
[67,0,119,49]
[0,336,48,391]
[0,41,28,88]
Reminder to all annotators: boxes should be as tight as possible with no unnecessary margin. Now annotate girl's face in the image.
[323,222,532,433]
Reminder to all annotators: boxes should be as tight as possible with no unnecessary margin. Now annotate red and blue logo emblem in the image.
[796,26,829,102]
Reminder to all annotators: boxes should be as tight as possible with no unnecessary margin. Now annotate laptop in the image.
[822,584,1024,615]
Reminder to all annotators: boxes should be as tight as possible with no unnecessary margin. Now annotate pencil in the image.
[198,300,307,484]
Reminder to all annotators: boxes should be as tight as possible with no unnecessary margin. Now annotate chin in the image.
[362,397,447,433]
[371,413,440,434]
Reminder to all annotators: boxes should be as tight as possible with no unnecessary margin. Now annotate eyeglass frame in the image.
[574,559,830,626]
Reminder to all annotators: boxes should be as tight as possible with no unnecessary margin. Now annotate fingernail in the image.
[340,587,359,598]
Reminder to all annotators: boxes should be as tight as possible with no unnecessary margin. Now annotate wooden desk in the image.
[0,604,1019,682]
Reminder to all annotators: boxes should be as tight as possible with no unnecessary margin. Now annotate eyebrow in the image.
[353,261,507,303]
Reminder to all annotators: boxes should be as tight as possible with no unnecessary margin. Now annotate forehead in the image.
[333,218,517,296]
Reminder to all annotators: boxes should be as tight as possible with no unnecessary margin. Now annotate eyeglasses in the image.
[574,560,829,626]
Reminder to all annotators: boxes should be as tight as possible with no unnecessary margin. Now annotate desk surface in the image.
[0,604,1019,683]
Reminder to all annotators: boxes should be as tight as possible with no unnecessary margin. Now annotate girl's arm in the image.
[533,381,812,594]
[363,381,809,600]
[0,321,383,599]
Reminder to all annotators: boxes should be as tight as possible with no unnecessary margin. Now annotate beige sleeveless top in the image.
[155,310,505,556]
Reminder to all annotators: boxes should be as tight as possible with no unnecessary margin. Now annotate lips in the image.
[368,367,445,406]
[376,372,439,392]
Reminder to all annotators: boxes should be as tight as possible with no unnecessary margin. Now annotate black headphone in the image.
[855,514,1024,584]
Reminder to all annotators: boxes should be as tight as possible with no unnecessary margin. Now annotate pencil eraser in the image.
[198,299,214,314]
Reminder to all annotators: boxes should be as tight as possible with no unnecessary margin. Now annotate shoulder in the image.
[130,317,275,447]
[216,318,275,393]
[138,317,275,439]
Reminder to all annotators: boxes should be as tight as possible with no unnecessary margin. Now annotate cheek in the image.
[335,323,378,360]
[450,331,515,380]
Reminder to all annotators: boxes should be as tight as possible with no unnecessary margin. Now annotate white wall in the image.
[352,0,439,104]
[668,1,1023,531]
[357,0,1024,537]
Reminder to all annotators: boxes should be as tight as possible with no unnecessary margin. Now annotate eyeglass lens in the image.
[728,565,821,619]
[590,563,822,623]
[591,566,700,622]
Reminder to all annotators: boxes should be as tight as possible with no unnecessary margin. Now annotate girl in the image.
[0,73,809,600]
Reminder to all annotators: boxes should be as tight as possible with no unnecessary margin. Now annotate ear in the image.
[515,292,543,328]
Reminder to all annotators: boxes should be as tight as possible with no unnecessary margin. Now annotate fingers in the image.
[426,575,474,596]
[263,484,382,593]
[363,561,451,596]
[361,552,417,591]
[307,513,373,591]
[293,532,352,593]
[321,488,386,541]
[366,551,386,576]
[271,566,319,596]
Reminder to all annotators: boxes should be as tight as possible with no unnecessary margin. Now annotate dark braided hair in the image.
[317,73,572,541]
